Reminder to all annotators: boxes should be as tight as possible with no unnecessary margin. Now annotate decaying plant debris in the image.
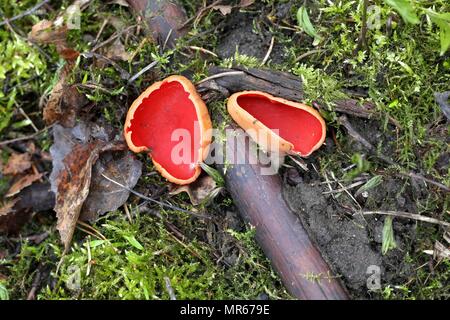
[0,0,449,300]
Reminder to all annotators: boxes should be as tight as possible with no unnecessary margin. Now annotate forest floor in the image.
[0,0,449,300]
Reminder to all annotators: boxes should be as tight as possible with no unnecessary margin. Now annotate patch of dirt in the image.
[282,118,418,299]
[216,5,291,64]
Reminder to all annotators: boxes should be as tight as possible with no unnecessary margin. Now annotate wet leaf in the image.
[80,151,142,222]
[5,172,43,198]
[2,153,32,176]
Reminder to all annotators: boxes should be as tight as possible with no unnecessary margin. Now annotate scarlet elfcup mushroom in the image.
[124,75,212,185]
[227,91,326,157]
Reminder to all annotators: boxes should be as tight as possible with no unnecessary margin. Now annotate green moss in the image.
[1,211,289,300]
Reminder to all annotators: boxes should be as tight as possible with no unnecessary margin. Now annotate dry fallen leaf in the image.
[239,0,255,7]
[213,5,233,16]
[105,39,131,62]
[2,153,32,176]
[0,199,17,217]
[80,150,142,221]
[28,19,79,61]
[170,175,222,206]
[43,63,87,126]
[50,122,127,251]
[5,172,43,198]
[55,142,103,252]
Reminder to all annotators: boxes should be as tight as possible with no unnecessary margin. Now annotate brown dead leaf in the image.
[0,198,33,235]
[212,5,233,16]
[212,1,254,16]
[105,39,131,62]
[0,199,18,217]
[5,172,43,198]
[239,0,255,7]
[29,20,65,44]
[170,175,222,206]
[28,19,79,61]
[80,151,142,221]
[54,142,105,252]
[2,153,32,176]
[43,63,87,126]
[50,122,126,251]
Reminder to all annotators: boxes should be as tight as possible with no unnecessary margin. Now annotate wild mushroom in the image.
[227,91,326,157]
[124,75,212,185]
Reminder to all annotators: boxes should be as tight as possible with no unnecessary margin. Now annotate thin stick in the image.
[101,173,210,219]
[91,25,136,52]
[162,28,173,51]
[77,220,107,241]
[353,0,368,55]
[188,46,218,57]
[288,155,309,171]
[94,18,109,45]
[398,172,450,193]
[261,36,275,66]
[18,107,39,132]
[295,49,323,62]
[362,211,450,228]
[322,180,366,194]
[124,203,132,223]
[128,60,158,84]
[0,0,50,27]
[330,171,362,210]
[26,265,43,300]
[0,125,53,147]
[82,52,130,79]
[196,71,245,85]
[86,236,92,276]
[76,225,103,241]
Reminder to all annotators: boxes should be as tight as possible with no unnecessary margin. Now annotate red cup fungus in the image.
[227,91,326,157]
[124,75,212,185]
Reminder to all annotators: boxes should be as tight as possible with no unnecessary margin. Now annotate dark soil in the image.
[216,6,291,64]
[282,173,416,299]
